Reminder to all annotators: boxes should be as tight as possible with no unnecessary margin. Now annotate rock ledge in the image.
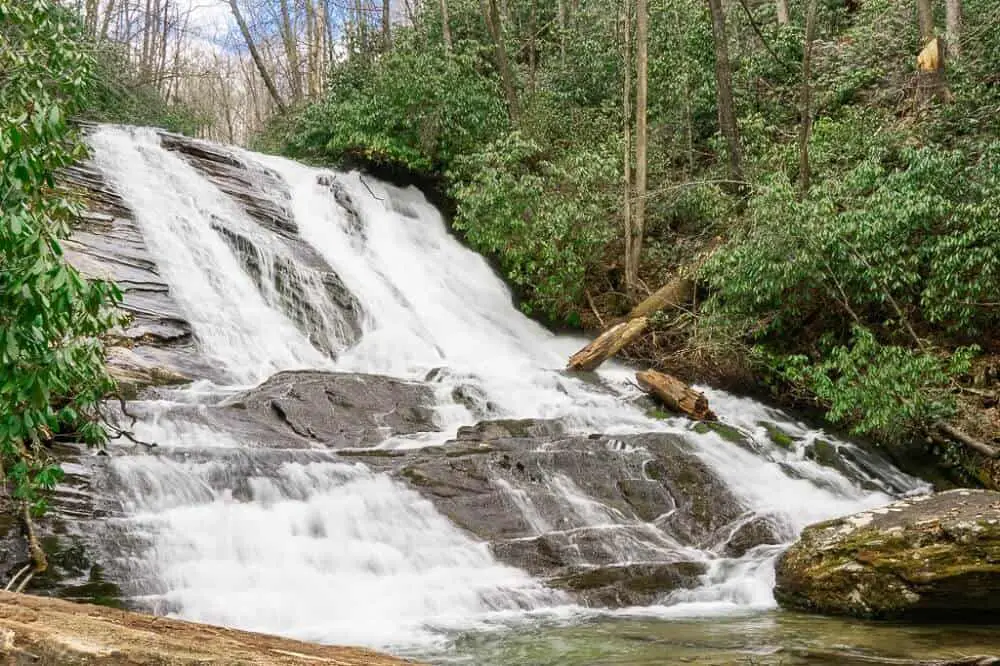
[0,591,417,665]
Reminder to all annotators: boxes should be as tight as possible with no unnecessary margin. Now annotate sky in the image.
[176,0,235,51]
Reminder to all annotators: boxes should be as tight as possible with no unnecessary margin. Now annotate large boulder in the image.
[774,489,1000,620]
[395,427,780,607]
[221,370,439,448]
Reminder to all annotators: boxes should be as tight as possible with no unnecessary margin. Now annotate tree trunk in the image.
[775,0,789,25]
[945,0,961,57]
[626,276,695,320]
[481,0,520,122]
[439,0,453,50]
[99,0,118,38]
[630,0,649,296]
[621,0,634,294]
[706,0,745,183]
[228,0,288,114]
[798,0,818,195]
[917,0,934,43]
[558,0,567,65]
[279,0,303,101]
[567,317,649,371]
[636,370,717,421]
[382,0,392,50]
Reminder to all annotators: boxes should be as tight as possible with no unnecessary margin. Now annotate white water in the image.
[86,126,927,656]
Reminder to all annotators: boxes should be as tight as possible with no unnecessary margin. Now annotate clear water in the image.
[84,126,935,661]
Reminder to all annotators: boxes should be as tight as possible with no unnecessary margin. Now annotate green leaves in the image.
[2,0,122,509]
[450,132,617,319]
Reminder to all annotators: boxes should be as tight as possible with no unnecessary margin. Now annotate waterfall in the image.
[81,125,927,655]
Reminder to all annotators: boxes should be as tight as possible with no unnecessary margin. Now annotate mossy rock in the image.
[693,420,748,445]
[774,489,1000,621]
[758,421,797,450]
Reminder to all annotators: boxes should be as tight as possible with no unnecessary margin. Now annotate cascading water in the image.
[80,125,928,659]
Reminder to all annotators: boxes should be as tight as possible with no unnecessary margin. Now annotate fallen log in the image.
[566,241,719,372]
[625,276,695,321]
[567,316,649,371]
[636,369,717,421]
[933,420,999,459]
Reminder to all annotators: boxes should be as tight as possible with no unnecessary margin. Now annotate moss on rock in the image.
[774,489,1000,621]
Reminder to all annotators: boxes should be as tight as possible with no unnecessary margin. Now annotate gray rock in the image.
[221,370,439,448]
[774,489,1000,620]
[395,431,759,607]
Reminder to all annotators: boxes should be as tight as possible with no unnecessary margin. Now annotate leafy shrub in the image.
[450,133,617,318]
[1,0,122,510]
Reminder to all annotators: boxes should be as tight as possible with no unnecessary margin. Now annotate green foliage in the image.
[450,133,617,318]
[273,38,506,173]
[703,106,999,441]
[1,0,122,511]
[761,329,975,443]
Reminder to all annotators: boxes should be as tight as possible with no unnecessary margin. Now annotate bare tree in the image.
[382,0,392,49]
[946,0,961,57]
[482,0,520,122]
[629,0,649,293]
[706,0,744,183]
[622,0,634,292]
[917,0,935,43]
[228,0,288,113]
[776,0,789,25]
[440,0,453,50]
[799,0,818,195]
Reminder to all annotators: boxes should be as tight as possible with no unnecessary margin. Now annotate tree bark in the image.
[439,0,453,50]
[626,276,695,320]
[798,0,818,195]
[383,0,392,50]
[775,0,789,25]
[621,0,634,296]
[567,317,649,371]
[482,0,520,122]
[636,370,717,421]
[917,0,935,43]
[228,0,288,114]
[934,421,999,458]
[630,0,649,296]
[706,0,745,183]
[279,0,303,101]
[945,0,961,57]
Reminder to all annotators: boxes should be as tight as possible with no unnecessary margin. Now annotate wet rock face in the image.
[774,489,1000,621]
[395,429,779,607]
[222,370,439,449]
[159,132,364,355]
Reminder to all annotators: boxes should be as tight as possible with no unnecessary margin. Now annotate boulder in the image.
[222,370,439,448]
[396,431,766,607]
[0,591,416,665]
[774,489,1000,621]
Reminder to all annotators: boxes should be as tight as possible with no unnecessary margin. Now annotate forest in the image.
[3,0,1000,512]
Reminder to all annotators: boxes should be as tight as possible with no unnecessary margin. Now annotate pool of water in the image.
[420,611,1000,665]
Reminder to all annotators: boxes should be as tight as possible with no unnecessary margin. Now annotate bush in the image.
[1,0,122,510]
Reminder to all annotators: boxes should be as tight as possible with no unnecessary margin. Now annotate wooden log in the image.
[625,276,695,321]
[567,317,649,371]
[934,420,999,459]
[636,369,717,421]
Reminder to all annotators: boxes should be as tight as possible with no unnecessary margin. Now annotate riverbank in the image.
[0,591,417,665]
